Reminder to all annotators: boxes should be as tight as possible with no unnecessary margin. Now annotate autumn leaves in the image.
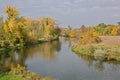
[0,5,60,48]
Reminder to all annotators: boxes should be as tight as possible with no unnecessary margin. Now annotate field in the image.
[100,36,120,46]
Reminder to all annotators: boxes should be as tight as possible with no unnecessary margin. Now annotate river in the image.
[0,38,120,80]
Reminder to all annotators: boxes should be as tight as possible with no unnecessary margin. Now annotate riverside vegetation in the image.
[0,5,60,52]
[1,5,120,80]
[0,64,53,80]
[72,23,120,61]
[0,5,60,80]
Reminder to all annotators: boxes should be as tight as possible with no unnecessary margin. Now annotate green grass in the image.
[0,64,53,80]
[0,73,29,80]
[72,44,120,61]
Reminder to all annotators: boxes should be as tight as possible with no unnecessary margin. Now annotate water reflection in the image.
[0,49,26,71]
[0,38,120,80]
[60,37,77,47]
[0,40,61,71]
[78,54,94,68]
[24,40,61,60]
[76,53,120,72]
[94,61,105,72]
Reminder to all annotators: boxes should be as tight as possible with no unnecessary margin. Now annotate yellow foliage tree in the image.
[5,5,19,18]
[3,5,27,46]
[111,27,118,35]
[78,28,101,44]
[38,17,60,41]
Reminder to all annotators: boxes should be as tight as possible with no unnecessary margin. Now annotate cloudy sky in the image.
[0,0,120,27]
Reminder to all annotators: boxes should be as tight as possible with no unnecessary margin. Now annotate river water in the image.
[0,38,120,80]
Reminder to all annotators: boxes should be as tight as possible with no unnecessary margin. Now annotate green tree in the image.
[117,22,120,25]
[94,23,107,35]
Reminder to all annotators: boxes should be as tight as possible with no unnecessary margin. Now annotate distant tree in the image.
[111,26,120,36]
[78,27,101,44]
[117,22,120,25]
[80,25,87,33]
[5,5,19,19]
[68,25,72,30]
[94,23,107,35]
[98,23,107,28]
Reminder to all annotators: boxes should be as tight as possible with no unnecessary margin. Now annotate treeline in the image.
[60,25,101,44]
[0,5,60,48]
[61,23,120,44]
[72,24,120,62]
[1,5,120,48]
[93,23,120,36]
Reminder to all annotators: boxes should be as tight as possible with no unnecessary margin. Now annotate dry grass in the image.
[100,36,120,46]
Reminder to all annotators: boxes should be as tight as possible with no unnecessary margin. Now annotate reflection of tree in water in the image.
[50,40,61,52]
[68,38,77,47]
[0,49,27,72]
[94,61,120,72]
[79,54,94,68]
[77,53,105,72]
[75,53,120,72]
[16,40,61,61]
[61,37,77,47]
[38,40,61,60]
[17,40,61,60]
[94,61,105,72]
[0,40,61,71]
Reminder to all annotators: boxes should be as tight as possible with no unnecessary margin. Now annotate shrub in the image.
[94,49,106,60]
[10,64,53,80]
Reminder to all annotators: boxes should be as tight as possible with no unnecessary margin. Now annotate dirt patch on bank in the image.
[99,36,120,46]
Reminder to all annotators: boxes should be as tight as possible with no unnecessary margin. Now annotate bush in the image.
[72,44,120,62]
[94,49,106,60]
[72,44,95,56]
[9,64,53,80]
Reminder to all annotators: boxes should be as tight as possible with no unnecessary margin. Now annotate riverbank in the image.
[72,36,120,61]
[0,41,60,80]
[0,65,53,80]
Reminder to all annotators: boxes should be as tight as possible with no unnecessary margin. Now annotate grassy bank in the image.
[0,73,29,80]
[72,44,120,61]
[0,64,53,80]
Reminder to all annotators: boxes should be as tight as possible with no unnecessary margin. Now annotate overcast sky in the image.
[0,0,120,28]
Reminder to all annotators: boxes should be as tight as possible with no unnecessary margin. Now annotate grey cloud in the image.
[0,0,120,27]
